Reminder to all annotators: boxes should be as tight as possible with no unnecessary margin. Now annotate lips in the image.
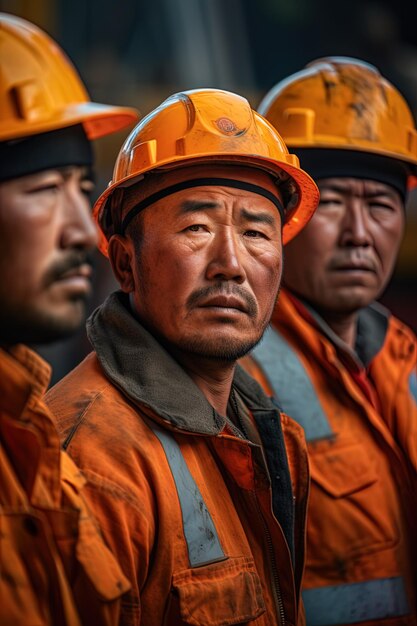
[57,263,92,281]
[52,263,93,296]
[198,295,248,312]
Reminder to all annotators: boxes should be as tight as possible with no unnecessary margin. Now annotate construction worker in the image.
[0,13,139,625]
[241,57,417,625]
[45,88,320,625]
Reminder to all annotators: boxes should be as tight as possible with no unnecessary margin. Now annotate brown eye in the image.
[245,230,263,237]
[29,183,61,194]
[319,197,343,206]
[369,202,395,212]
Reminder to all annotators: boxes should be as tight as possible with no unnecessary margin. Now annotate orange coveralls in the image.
[0,344,130,626]
[241,287,417,626]
[46,291,309,626]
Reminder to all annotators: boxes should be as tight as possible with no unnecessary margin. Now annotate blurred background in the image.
[2,0,416,382]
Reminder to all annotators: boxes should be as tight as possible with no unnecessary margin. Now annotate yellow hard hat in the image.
[258,57,417,167]
[93,88,319,256]
[0,13,139,141]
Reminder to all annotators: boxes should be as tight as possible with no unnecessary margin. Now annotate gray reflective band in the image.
[409,371,417,403]
[149,423,226,567]
[252,326,333,441]
[302,577,410,625]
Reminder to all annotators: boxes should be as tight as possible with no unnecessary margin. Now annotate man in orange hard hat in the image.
[0,13,139,625]
[46,88,319,625]
[241,57,417,625]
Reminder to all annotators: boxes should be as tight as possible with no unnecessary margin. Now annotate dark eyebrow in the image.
[364,189,399,200]
[179,199,220,213]
[59,165,96,183]
[178,201,277,225]
[240,207,276,226]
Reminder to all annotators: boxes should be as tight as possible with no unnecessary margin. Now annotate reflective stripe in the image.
[409,370,417,403]
[252,326,333,441]
[149,423,226,567]
[302,577,409,625]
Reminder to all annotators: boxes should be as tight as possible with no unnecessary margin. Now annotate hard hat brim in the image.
[0,102,139,142]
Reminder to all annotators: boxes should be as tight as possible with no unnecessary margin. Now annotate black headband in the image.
[119,177,285,235]
[293,148,411,201]
[0,124,93,183]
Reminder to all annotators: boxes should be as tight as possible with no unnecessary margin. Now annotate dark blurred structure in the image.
[2,0,416,382]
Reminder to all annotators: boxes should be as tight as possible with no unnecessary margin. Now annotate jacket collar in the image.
[281,288,389,368]
[0,345,51,419]
[87,291,276,435]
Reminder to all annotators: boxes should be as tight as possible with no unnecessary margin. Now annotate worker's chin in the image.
[321,286,379,314]
[0,300,86,346]
[173,331,263,362]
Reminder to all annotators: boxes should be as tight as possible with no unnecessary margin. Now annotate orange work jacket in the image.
[0,345,130,626]
[241,287,417,626]
[46,291,309,626]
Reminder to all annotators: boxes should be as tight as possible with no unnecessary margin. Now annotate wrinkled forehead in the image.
[318,176,403,201]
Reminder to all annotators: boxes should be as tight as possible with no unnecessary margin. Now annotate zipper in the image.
[232,388,287,624]
[249,489,286,626]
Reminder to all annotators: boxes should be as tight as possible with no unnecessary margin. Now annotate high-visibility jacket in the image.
[241,288,417,626]
[0,344,130,626]
[46,291,309,626]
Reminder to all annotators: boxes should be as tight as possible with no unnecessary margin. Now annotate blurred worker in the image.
[242,57,417,625]
[0,13,139,625]
[45,88,320,625]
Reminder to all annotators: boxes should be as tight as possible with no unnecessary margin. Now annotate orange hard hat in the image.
[93,88,319,256]
[258,57,417,169]
[0,13,139,141]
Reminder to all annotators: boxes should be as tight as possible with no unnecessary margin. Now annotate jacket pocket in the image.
[172,556,266,626]
[308,442,399,562]
[309,442,378,498]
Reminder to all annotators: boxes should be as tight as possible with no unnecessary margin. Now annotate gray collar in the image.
[297,295,389,368]
[87,291,275,435]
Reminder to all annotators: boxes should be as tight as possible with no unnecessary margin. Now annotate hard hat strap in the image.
[119,177,285,235]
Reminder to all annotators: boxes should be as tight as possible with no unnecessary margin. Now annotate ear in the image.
[108,234,135,293]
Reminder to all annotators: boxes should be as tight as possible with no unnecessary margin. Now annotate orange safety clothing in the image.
[241,287,417,626]
[46,291,310,626]
[0,344,130,626]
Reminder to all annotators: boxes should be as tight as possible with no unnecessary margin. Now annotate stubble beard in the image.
[0,297,87,347]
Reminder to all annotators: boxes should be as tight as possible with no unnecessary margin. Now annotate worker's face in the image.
[0,166,98,345]
[115,169,283,362]
[284,177,405,313]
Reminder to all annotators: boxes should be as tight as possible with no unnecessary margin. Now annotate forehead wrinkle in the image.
[240,207,276,225]
[319,179,400,200]
[179,199,221,214]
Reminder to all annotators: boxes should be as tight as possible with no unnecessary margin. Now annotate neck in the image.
[128,301,236,416]
[284,288,359,349]
[170,350,235,417]
[316,308,358,349]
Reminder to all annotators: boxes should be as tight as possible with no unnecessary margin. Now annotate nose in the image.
[205,229,246,283]
[339,200,372,248]
[60,187,99,251]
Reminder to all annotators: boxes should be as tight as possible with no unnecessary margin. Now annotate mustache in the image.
[329,249,378,270]
[43,250,94,286]
[186,283,258,317]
